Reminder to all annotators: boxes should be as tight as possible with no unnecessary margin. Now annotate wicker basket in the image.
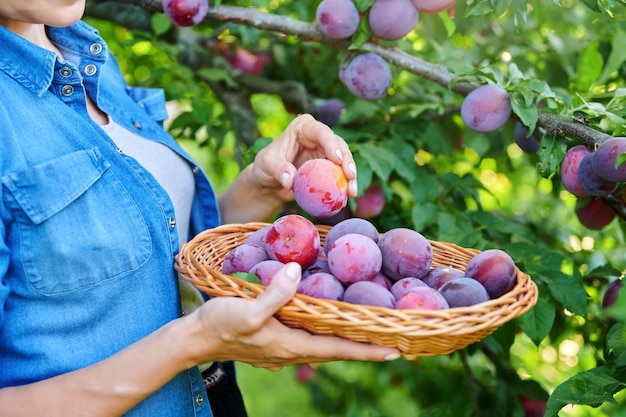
[175,222,538,359]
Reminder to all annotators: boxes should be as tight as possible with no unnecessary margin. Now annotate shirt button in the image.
[59,67,72,77]
[90,43,103,54]
[169,217,176,229]
[132,120,142,129]
[84,64,97,76]
[61,85,74,96]
[192,166,199,174]
[195,394,204,406]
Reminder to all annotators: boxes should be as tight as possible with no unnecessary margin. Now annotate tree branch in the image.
[85,1,615,147]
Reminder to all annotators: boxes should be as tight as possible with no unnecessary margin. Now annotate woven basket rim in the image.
[175,222,539,357]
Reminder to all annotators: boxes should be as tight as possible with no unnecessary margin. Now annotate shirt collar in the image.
[0,21,107,97]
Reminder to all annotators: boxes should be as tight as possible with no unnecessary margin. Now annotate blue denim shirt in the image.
[0,21,220,416]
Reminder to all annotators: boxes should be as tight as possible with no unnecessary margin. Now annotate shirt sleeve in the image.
[0,221,10,328]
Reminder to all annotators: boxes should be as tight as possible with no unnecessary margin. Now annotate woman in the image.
[0,1,400,416]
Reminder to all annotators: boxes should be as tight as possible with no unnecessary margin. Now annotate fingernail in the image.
[349,162,357,175]
[349,180,358,195]
[285,262,301,282]
[280,172,289,188]
[335,148,343,162]
[384,352,401,361]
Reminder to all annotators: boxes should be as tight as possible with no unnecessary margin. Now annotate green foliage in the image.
[85,0,626,415]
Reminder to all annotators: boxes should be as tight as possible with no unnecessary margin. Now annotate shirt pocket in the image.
[2,147,152,295]
[126,86,169,126]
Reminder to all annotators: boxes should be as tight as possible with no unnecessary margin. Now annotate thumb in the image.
[253,262,301,317]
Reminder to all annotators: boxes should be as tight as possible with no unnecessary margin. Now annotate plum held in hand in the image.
[265,214,320,269]
[464,249,517,299]
[315,0,360,40]
[163,0,209,27]
[368,0,419,41]
[460,84,512,133]
[293,158,348,218]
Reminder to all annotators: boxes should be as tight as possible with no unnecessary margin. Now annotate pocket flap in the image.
[2,148,110,224]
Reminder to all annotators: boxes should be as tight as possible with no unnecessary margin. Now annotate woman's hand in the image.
[218,114,358,223]
[185,262,400,369]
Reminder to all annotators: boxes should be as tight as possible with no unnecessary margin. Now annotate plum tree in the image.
[293,158,348,218]
[577,152,618,197]
[317,98,346,128]
[368,0,419,41]
[575,197,616,230]
[354,184,386,219]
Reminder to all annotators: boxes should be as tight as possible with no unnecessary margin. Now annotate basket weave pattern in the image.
[175,222,538,358]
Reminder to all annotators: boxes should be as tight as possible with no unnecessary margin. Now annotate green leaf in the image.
[543,270,588,318]
[576,41,603,92]
[354,0,375,12]
[616,152,626,169]
[151,13,172,36]
[546,367,624,415]
[354,143,397,182]
[196,68,238,88]
[537,134,567,178]
[232,272,263,285]
[411,202,438,232]
[517,290,555,345]
[437,10,456,37]
[599,28,626,84]
[606,323,626,367]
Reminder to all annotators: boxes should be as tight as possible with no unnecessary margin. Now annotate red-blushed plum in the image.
[302,257,330,279]
[227,48,272,76]
[354,183,386,219]
[395,286,449,310]
[369,272,393,291]
[460,84,512,133]
[315,0,360,39]
[578,152,618,197]
[439,277,490,307]
[318,98,346,128]
[602,278,623,309]
[323,217,379,255]
[221,243,269,275]
[265,214,320,268]
[368,0,419,41]
[327,233,383,285]
[163,0,209,26]
[378,228,433,281]
[343,281,396,308]
[561,145,591,197]
[591,137,626,182]
[391,277,428,300]
[340,53,392,100]
[244,225,271,248]
[518,396,547,417]
[464,249,517,299]
[296,272,345,301]
[293,158,348,218]
[575,197,616,230]
[514,122,540,154]
[422,267,464,290]
[411,0,456,13]
[248,259,285,286]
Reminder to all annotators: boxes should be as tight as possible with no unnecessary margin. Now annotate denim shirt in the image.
[0,21,220,416]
